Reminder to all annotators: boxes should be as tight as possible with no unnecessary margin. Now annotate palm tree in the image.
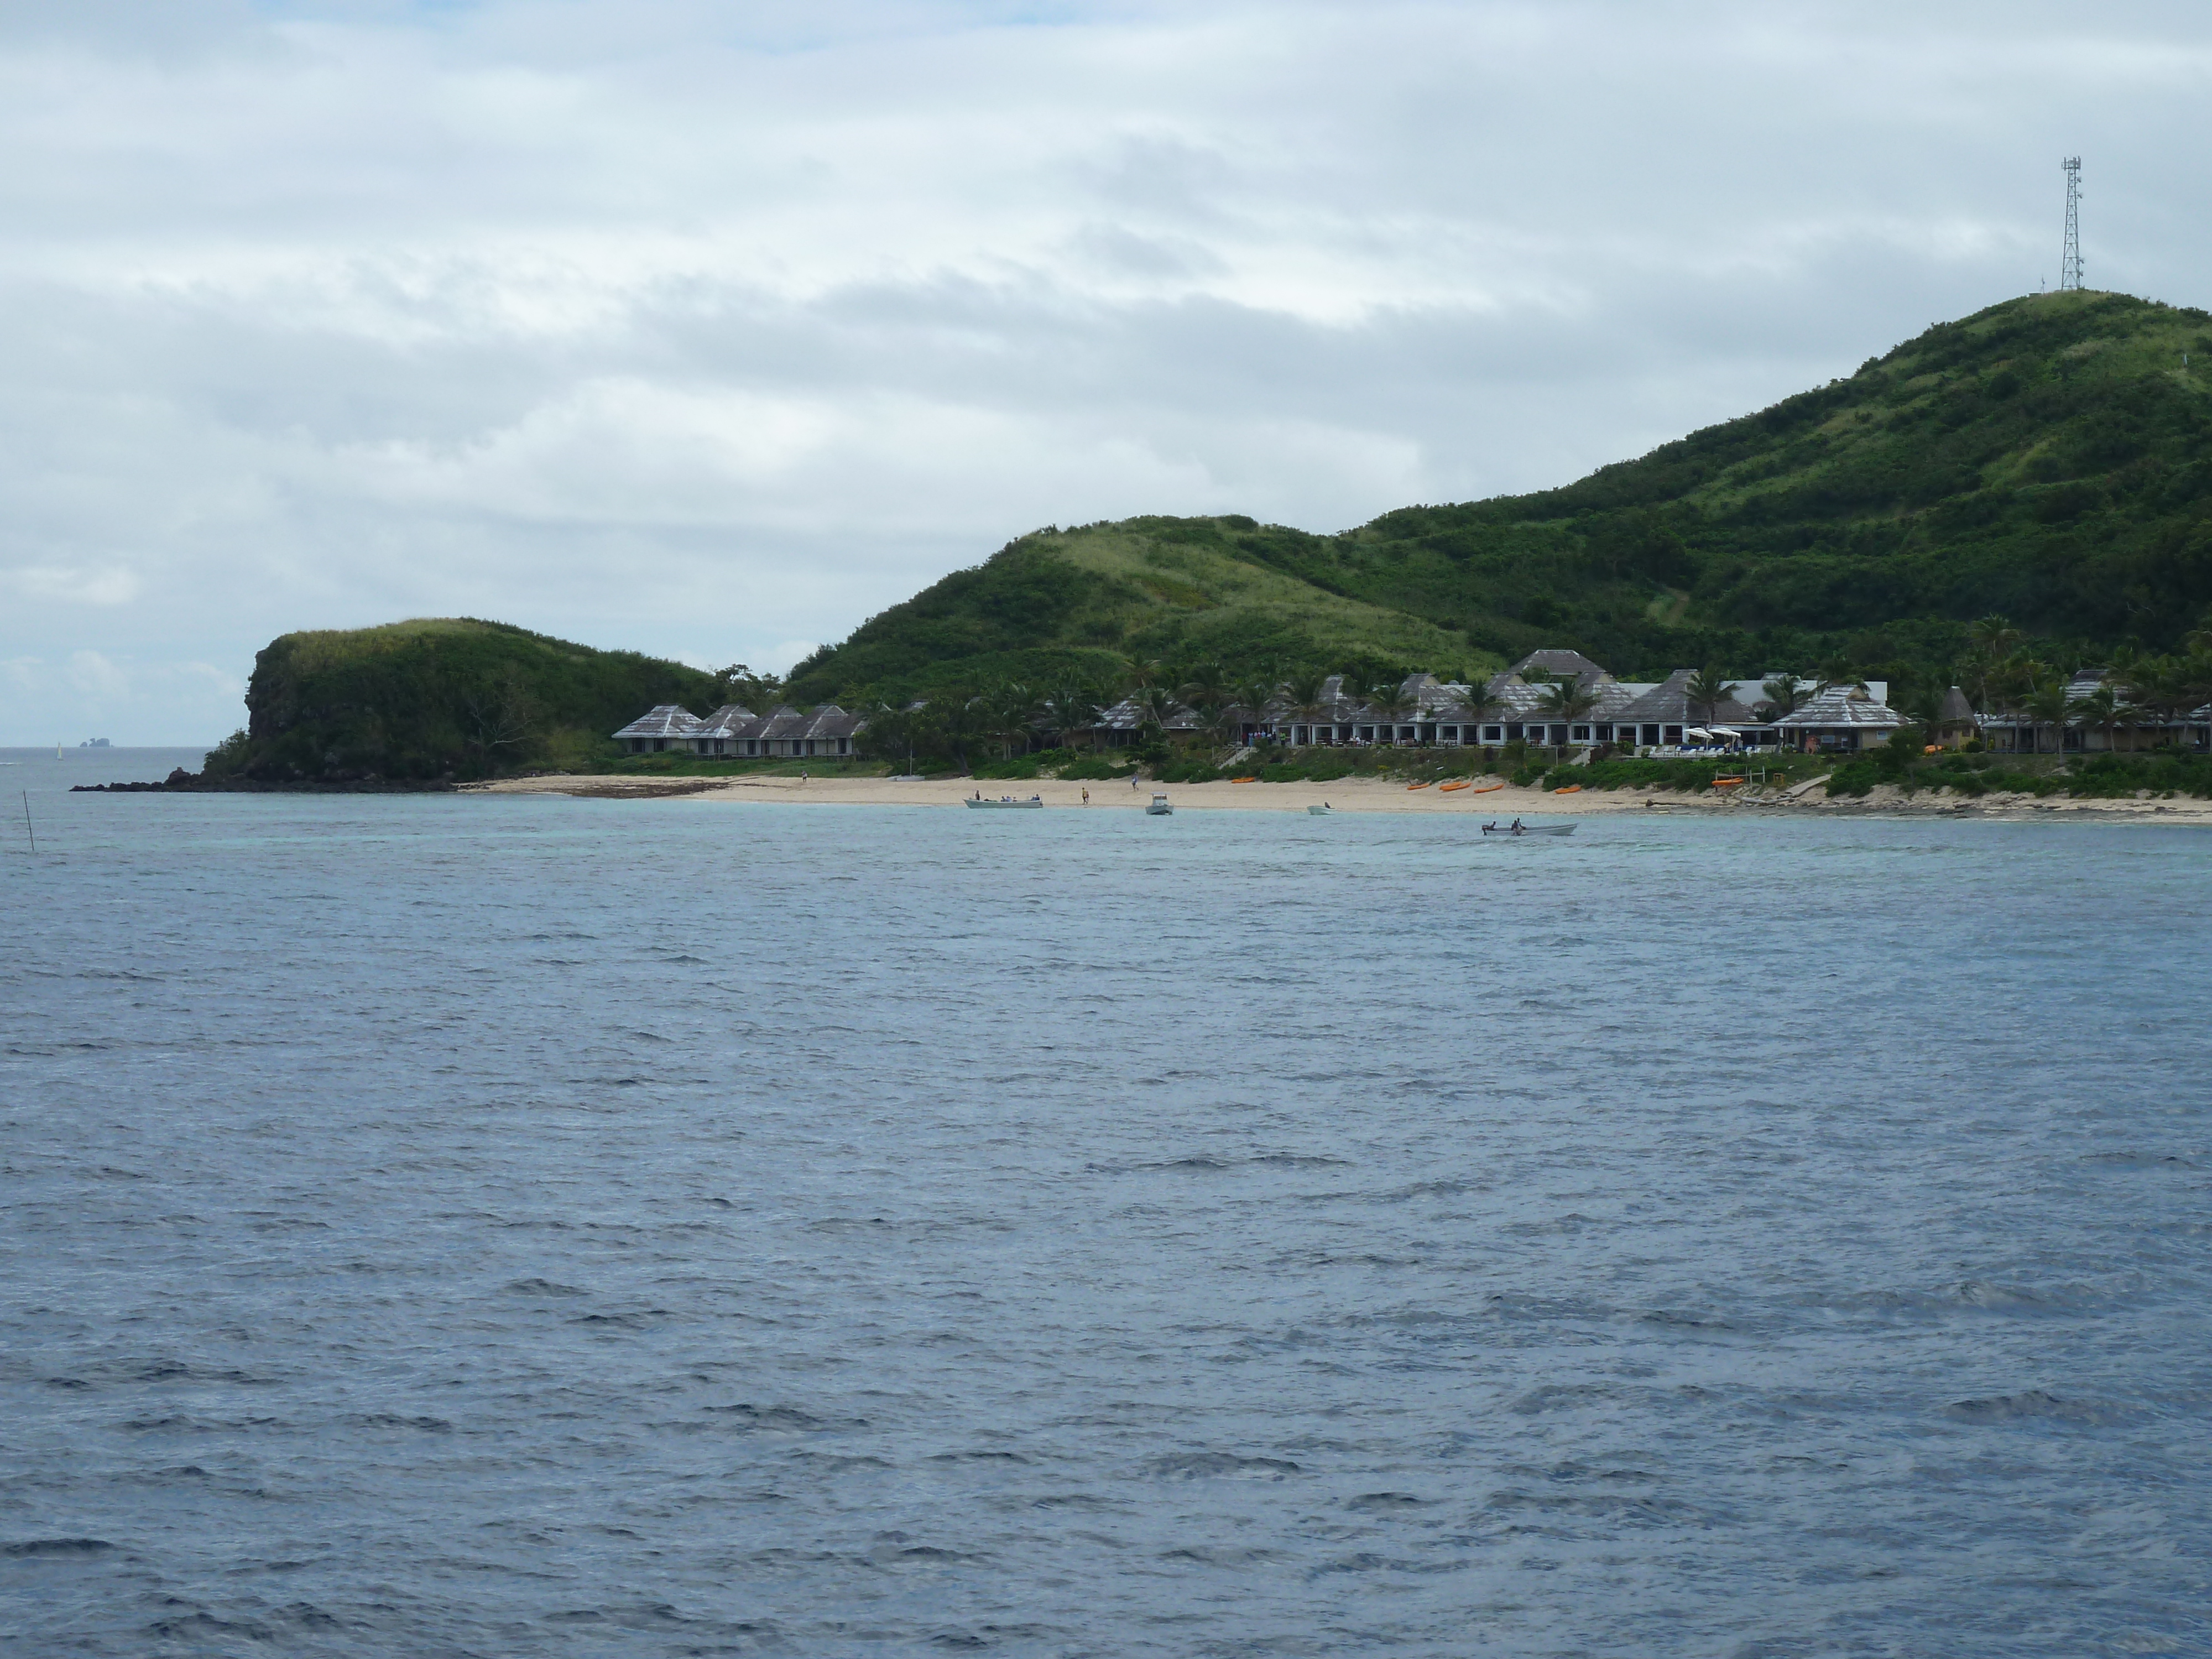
[1897,672,1944,728]
[2068,681,2144,754]
[1986,651,2041,723]
[2023,676,2073,757]
[1276,670,1328,745]
[1178,660,1229,707]
[1969,614,2022,655]
[1539,676,1599,749]
[1177,667,1235,752]
[1965,614,2022,709]
[1041,681,1103,752]
[1134,684,1182,737]
[1233,674,1279,745]
[975,682,1037,759]
[1463,677,1507,749]
[1761,675,1811,718]
[938,693,983,771]
[1683,666,1738,727]
[1365,675,1415,743]
[1540,676,1598,718]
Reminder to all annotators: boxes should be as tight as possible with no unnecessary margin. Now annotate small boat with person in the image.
[1307,803,1332,815]
[1480,819,1575,837]
[967,792,1044,809]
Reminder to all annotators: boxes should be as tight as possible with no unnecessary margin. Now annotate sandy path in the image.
[468,770,2212,822]
[475,773,1669,815]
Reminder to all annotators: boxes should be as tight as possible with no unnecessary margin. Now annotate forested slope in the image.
[205,618,724,782]
[789,290,2212,705]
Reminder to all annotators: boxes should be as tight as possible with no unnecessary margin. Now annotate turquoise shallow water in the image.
[3,791,2209,1656]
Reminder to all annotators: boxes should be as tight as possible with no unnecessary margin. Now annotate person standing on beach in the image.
[1082,788,1089,805]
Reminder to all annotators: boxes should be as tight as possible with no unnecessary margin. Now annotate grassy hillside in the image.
[1302,289,2212,676]
[785,516,1488,707]
[790,290,2212,705]
[204,618,723,782]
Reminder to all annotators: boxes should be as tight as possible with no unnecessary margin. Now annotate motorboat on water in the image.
[1306,804,1332,815]
[1480,821,1575,837]
[966,793,1044,808]
[1146,793,1173,816]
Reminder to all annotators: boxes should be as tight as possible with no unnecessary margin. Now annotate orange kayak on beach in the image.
[1470,782,1505,794]
[1552,784,1583,794]
[1712,776,1744,786]
[1406,782,1430,791]
[1438,780,1472,792]
[1230,775,1258,783]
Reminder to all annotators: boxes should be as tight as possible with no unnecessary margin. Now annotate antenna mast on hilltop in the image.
[2059,156,2084,291]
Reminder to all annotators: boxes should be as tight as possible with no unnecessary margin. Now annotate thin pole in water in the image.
[20,791,34,855]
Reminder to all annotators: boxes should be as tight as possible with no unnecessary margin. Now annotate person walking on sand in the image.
[1082,787,1089,805]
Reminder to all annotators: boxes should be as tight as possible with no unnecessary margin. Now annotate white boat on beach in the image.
[966,794,1044,809]
[1480,822,1575,837]
[1146,793,1173,816]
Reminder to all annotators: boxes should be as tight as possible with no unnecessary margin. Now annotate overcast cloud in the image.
[2,0,2209,742]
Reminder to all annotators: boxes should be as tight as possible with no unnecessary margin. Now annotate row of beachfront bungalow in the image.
[608,651,1918,761]
[1084,651,1912,754]
[611,650,2211,762]
[613,703,864,758]
[1973,669,2212,753]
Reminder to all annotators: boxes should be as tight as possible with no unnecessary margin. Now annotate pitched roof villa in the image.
[613,648,2211,760]
[613,703,862,758]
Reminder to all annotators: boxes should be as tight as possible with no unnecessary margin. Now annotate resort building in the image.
[613,703,863,758]
[1976,670,2212,754]
[691,704,759,754]
[612,705,705,753]
[1771,685,1910,752]
[613,646,2212,761]
[1074,653,1898,754]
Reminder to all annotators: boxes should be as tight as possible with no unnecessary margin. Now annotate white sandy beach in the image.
[468,771,2212,822]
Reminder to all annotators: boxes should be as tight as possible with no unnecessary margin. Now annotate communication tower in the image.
[2059,157,2083,291]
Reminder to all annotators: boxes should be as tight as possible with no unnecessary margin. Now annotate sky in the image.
[3,1,2210,743]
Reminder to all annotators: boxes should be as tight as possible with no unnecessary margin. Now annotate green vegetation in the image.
[210,291,2212,786]
[791,291,2212,716]
[201,618,748,783]
[791,515,1486,712]
[1819,745,2212,801]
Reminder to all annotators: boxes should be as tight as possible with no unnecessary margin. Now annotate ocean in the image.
[3,773,2208,1655]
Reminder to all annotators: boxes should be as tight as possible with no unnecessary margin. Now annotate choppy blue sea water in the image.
[3,781,2209,1657]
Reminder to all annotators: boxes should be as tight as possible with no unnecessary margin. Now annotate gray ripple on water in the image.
[2,792,2210,1655]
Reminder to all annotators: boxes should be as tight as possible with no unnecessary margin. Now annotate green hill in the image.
[785,515,1493,706]
[789,290,2212,705]
[203,618,724,783]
